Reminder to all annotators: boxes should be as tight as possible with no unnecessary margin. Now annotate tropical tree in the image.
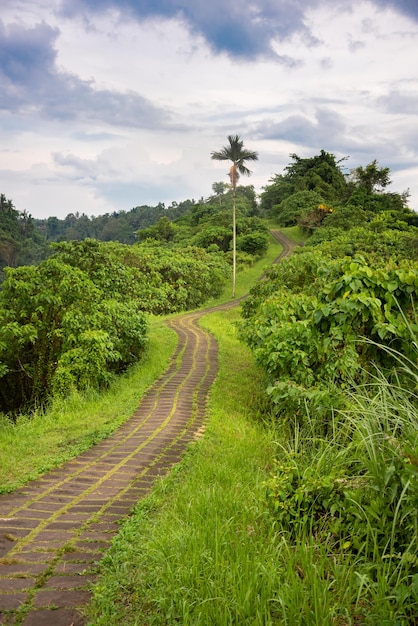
[211,181,228,206]
[350,160,391,194]
[211,135,258,297]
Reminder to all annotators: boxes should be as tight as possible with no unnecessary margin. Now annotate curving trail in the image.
[270,229,301,261]
[0,232,295,626]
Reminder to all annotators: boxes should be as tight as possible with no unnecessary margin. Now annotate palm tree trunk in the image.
[211,139,258,297]
[232,186,236,298]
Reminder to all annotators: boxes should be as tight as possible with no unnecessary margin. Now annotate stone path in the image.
[0,232,296,625]
[0,307,222,625]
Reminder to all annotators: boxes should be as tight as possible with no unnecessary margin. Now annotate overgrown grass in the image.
[87,307,284,625]
[0,318,177,493]
[261,352,418,623]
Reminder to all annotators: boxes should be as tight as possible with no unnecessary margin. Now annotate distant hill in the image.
[34,200,196,245]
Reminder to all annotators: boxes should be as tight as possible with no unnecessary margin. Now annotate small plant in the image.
[264,454,347,536]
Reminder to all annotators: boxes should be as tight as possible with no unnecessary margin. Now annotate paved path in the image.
[0,232,296,625]
[0,308,222,625]
[270,229,301,259]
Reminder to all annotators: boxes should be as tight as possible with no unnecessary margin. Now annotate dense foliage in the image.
[51,239,230,314]
[243,151,418,420]
[0,178,269,415]
[1,184,268,276]
[260,150,417,236]
[35,200,194,244]
[241,252,418,419]
[260,150,348,215]
[242,151,418,620]
[0,194,48,281]
[0,239,229,414]
[263,370,418,622]
[30,183,263,250]
[1,148,418,621]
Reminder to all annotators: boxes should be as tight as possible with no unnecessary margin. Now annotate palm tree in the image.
[211,135,259,297]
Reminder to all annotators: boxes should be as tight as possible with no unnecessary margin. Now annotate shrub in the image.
[265,356,418,620]
[0,259,148,412]
[241,254,418,422]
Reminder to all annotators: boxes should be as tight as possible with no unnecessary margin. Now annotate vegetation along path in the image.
[0,232,296,626]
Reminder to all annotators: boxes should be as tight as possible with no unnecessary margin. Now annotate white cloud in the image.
[0,0,417,218]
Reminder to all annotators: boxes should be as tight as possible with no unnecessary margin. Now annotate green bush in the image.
[273,190,324,226]
[236,231,269,256]
[241,253,418,422]
[0,259,148,412]
[306,226,418,262]
[0,238,230,414]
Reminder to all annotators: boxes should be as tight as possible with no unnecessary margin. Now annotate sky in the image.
[0,0,417,219]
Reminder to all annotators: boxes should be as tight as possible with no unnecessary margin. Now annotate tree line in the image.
[0,182,267,280]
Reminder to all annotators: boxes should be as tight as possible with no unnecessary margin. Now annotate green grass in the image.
[87,307,284,625]
[14,230,413,621]
[205,232,282,304]
[0,318,177,493]
[3,228,415,623]
[279,225,311,244]
[87,311,418,624]
[262,219,310,245]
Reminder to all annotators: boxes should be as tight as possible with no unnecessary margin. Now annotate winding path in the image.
[270,229,301,260]
[0,232,296,626]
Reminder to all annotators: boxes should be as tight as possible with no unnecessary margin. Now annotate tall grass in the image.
[264,337,418,623]
[342,353,418,622]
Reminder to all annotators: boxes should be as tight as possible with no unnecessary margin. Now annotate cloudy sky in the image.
[0,0,417,219]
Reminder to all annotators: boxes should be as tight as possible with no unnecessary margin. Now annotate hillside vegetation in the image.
[0,186,269,415]
[1,150,418,622]
[244,150,418,423]
[88,151,417,624]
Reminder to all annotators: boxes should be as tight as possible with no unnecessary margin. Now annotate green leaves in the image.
[0,237,230,414]
[241,251,418,423]
[265,455,346,535]
[0,249,148,413]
